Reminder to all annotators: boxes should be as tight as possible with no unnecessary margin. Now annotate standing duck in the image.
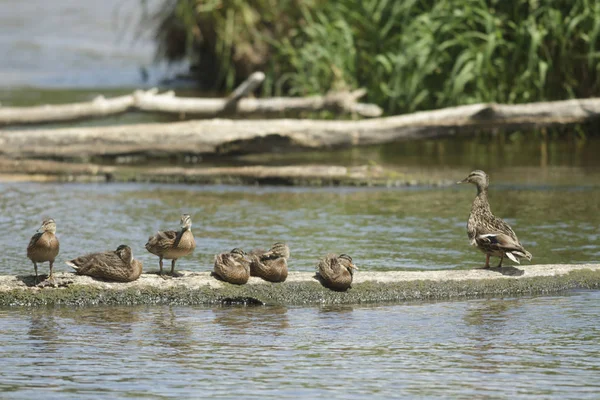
[249,242,290,283]
[67,244,143,282]
[458,170,532,268]
[213,248,251,285]
[145,214,196,276]
[27,218,60,283]
[316,253,358,291]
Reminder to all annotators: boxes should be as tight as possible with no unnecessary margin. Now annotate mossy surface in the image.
[1,269,599,307]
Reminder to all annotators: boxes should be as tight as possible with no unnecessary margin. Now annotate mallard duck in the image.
[316,253,358,291]
[27,218,60,282]
[249,242,290,283]
[458,170,532,268]
[66,244,143,282]
[213,248,251,285]
[145,214,196,276]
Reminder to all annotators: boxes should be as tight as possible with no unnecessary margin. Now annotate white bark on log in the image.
[0,71,382,125]
[0,94,135,125]
[1,98,599,159]
[132,88,382,118]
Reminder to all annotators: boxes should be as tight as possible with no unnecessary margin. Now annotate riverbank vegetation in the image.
[145,0,600,115]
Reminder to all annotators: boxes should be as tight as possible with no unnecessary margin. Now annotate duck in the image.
[212,248,251,285]
[458,169,532,268]
[316,253,358,291]
[249,242,290,283]
[66,244,143,282]
[145,214,196,276]
[27,218,60,283]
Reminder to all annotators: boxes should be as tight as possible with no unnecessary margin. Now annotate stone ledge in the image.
[1,264,599,307]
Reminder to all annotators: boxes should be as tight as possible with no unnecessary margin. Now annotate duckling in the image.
[145,214,196,276]
[316,253,358,291]
[458,170,532,268]
[27,218,60,283]
[249,242,290,283]
[66,244,142,282]
[212,248,251,285]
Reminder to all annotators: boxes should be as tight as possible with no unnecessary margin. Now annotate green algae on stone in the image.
[1,269,599,307]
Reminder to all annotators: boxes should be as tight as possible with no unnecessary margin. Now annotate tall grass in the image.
[149,0,600,114]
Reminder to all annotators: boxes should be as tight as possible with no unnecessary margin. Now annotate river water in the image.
[0,178,599,398]
[1,293,599,399]
[1,1,600,397]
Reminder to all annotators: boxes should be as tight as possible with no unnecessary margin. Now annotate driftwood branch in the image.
[0,71,382,125]
[1,98,599,160]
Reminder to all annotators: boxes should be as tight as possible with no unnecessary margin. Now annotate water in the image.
[1,292,599,399]
[0,0,171,88]
[0,180,597,397]
[0,181,598,275]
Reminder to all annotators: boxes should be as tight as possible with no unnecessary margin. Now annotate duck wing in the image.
[145,230,178,253]
[27,232,43,250]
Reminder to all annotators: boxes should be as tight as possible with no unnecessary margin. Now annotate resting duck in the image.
[458,170,532,268]
[27,218,60,283]
[213,248,251,285]
[249,242,290,283]
[316,253,358,291]
[67,244,142,282]
[145,214,196,276]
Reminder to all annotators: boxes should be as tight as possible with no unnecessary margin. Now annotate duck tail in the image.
[65,260,79,271]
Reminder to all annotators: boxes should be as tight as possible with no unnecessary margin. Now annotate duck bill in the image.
[349,263,359,270]
[456,177,468,184]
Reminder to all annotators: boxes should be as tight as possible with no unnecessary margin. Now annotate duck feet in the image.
[36,275,57,288]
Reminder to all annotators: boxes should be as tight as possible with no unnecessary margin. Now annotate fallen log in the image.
[1,264,598,306]
[0,94,136,125]
[0,72,382,125]
[1,98,599,159]
[134,87,383,118]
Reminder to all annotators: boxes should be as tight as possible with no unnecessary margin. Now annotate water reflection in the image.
[149,306,194,352]
[212,305,290,334]
[1,294,600,398]
[28,308,62,353]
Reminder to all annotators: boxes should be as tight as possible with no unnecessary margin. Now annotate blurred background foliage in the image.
[145,0,600,115]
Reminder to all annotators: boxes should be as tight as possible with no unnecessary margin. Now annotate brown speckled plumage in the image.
[27,218,60,281]
[249,242,290,283]
[316,253,358,291]
[459,170,532,268]
[145,214,196,275]
[213,248,251,285]
[67,244,142,282]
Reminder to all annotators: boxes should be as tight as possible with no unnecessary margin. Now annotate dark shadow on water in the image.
[212,305,290,332]
[319,304,354,313]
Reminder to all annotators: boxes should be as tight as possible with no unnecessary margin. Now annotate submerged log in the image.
[0,264,598,306]
[0,157,453,187]
[2,97,600,159]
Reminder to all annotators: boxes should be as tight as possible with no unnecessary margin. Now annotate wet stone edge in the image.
[1,269,599,307]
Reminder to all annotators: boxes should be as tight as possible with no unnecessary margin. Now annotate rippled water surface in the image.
[1,292,599,399]
[0,181,598,275]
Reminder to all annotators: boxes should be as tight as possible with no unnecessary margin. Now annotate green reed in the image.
[148,0,600,114]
